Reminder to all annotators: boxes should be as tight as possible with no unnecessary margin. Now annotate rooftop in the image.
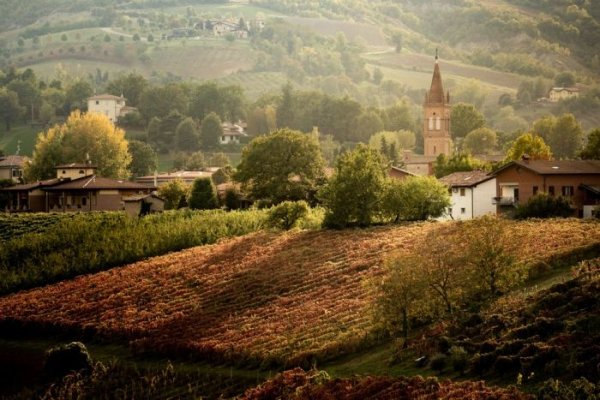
[44,175,155,191]
[55,163,97,169]
[0,155,28,168]
[89,94,126,101]
[439,170,493,187]
[494,160,600,176]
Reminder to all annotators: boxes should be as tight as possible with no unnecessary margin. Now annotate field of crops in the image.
[1,219,599,368]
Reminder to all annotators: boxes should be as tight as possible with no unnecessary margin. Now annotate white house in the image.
[548,87,580,102]
[439,170,496,220]
[87,94,134,123]
[220,122,247,145]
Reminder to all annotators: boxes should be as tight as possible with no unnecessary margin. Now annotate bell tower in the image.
[423,50,452,157]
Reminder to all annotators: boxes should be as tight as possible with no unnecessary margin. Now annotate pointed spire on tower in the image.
[427,50,445,104]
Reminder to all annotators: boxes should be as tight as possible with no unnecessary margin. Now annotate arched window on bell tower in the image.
[436,116,441,130]
[428,116,434,130]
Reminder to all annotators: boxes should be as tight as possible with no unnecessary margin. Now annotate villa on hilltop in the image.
[87,94,137,123]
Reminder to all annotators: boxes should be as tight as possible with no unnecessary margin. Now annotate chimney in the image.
[521,154,531,163]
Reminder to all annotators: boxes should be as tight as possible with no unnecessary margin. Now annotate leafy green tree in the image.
[128,140,157,178]
[266,200,309,230]
[383,176,450,222]
[236,128,325,205]
[7,79,40,120]
[505,132,553,162]
[515,193,573,219]
[352,110,384,143]
[158,179,190,210]
[580,129,600,159]
[200,112,223,150]
[452,80,489,110]
[319,144,387,228]
[188,178,218,210]
[64,80,93,111]
[175,117,199,151]
[106,73,148,107]
[209,152,230,167]
[451,103,486,139]
[389,31,403,53]
[0,88,24,131]
[26,111,131,180]
[547,113,583,159]
[554,71,576,87]
[463,127,497,155]
[434,153,488,178]
[385,101,416,133]
[185,151,205,170]
[276,82,295,130]
[147,117,162,144]
[138,84,189,120]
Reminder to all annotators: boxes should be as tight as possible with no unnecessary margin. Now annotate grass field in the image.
[0,124,39,156]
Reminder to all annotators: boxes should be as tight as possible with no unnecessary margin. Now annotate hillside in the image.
[1,219,600,370]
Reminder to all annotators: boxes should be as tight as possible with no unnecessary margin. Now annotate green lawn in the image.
[0,124,40,156]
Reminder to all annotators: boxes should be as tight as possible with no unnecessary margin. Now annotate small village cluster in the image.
[1,56,599,219]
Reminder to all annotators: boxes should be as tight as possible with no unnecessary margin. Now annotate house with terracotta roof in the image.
[491,159,600,217]
[439,170,496,220]
[388,166,416,180]
[2,164,155,213]
[0,155,28,183]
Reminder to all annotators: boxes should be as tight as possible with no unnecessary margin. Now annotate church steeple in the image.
[427,49,446,105]
[422,51,452,159]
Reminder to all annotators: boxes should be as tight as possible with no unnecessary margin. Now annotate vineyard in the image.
[1,219,599,369]
[240,368,533,399]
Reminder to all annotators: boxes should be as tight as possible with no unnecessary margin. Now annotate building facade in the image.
[439,170,496,220]
[0,155,27,183]
[492,160,600,217]
[87,94,132,123]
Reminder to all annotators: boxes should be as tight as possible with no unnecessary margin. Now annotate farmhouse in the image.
[136,169,219,186]
[2,164,155,213]
[87,94,136,123]
[439,170,496,220]
[0,155,28,183]
[491,159,600,217]
[548,87,580,102]
[220,122,248,145]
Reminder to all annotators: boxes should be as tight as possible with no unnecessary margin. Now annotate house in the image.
[220,122,247,145]
[212,21,237,36]
[388,166,415,180]
[2,164,155,213]
[135,169,219,186]
[548,87,580,102]
[439,170,496,220]
[401,152,437,176]
[0,155,28,183]
[123,193,165,217]
[491,159,600,217]
[87,94,136,123]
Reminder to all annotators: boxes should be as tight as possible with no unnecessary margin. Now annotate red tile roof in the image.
[0,155,28,168]
[439,170,494,187]
[494,160,600,176]
[45,175,155,191]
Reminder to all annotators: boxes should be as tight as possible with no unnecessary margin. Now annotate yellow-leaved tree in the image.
[26,111,131,181]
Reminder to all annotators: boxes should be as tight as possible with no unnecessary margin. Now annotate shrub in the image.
[537,378,599,400]
[44,342,92,378]
[266,201,309,230]
[449,346,469,374]
[429,353,447,372]
[515,193,573,219]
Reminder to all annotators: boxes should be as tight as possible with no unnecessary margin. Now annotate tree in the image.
[61,33,68,42]
[433,153,488,178]
[554,71,576,87]
[133,33,141,42]
[236,129,325,205]
[319,144,387,228]
[209,152,230,167]
[373,67,383,85]
[580,129,600,159]
[0,88,24,131]
[382,176,450,222]
[128,140,157,178]
[26,111,131,180]
[276,82,295,130]
[515,193,573,219]
[461,216,520,298]
[200,112,223,150]
[547,114,583,159]
[175,117,199,151]
[106,73,148,107]
[463,127,497,155]
[352,110,384,142]
[7,79,40,120]
[389,31,403,53]
[385,101,416,132]
[376,254,428,344]
[185,151,205,170]
[65,80,93,111]
[505,133,553,162]
[188,178,218,210]
[451,103,486,139]
[138,84,189,121]
[158,179,190,210]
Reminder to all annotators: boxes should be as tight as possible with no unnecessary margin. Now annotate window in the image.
[514,188,519,202]
[461,208,466,214]
[562,186,574,197]
[533,186,538,196]
[448,208,453,215]
[428,117,434,130]
[435,116,441,130]
[95,100,99,105]
[433,145,437,155]
[62,170,66,174]
[460,188,466,197]
[12,170,18,177]
[549,186,555,196]
[82,197,87,206]
[79,170,85,174]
